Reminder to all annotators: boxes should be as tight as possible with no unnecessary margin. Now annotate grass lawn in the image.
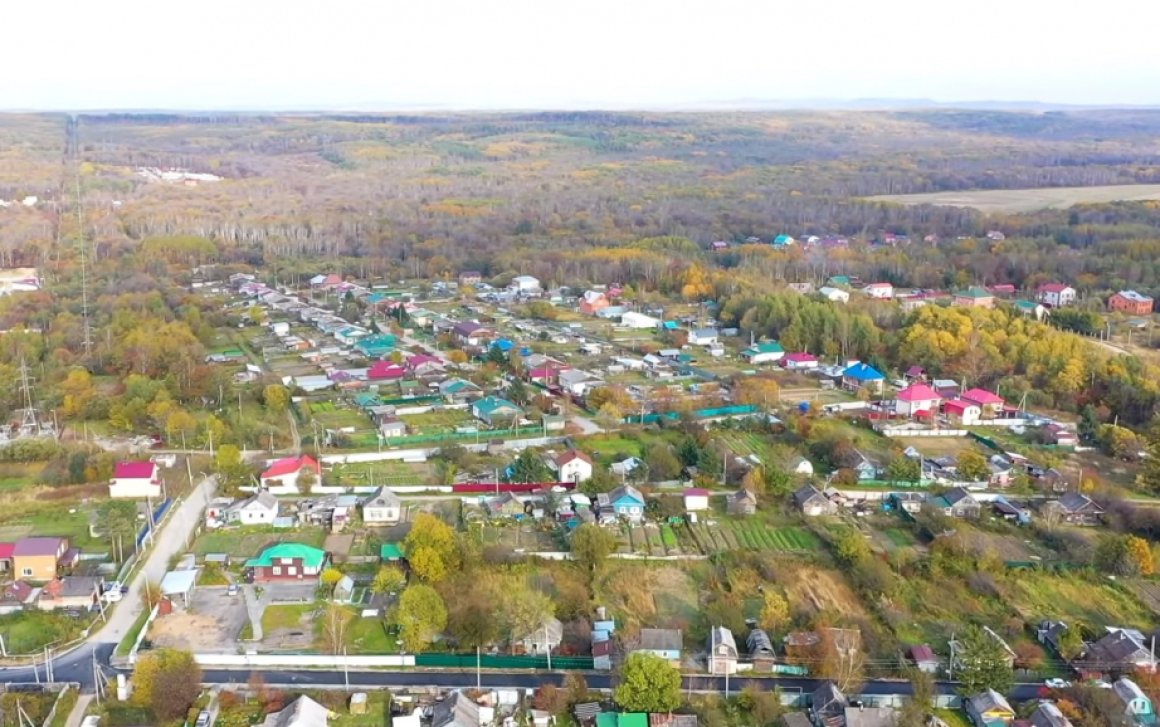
[934,710,972,727]
[400,409,473,431]
[1005,572,1156,627]
[48,688,79,727]
[328,691,392,727]
[116,608,153,657]
[883,528,916,547]
[191,525,327,557]
[262,603,317,633]
[0,462,43,491]
[0,501,101,550]
[345,613,397,653]
[0,610,86,654]
[893,436,977,458]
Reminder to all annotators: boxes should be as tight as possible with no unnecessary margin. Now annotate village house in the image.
[378,417,407,438]
[1079,628,1156,677]
[1042,492,1103,525]
[439,378,481,401]
[943,399,982,426]
[842,362,885,394]
[741,341,785,365]
[598,485,646,523]
[225,491,279,525]
[634,628,682,665]
[728,488,758,516]
[452,321,494,346]
[1109,290,1154,315]
[683,488,710,512]
[782,352,819,371]
[893,383,942,418]
[988,283,1016,298]
[458,271,483,285]
[260,695,334,727]
[927,487,981,518]
[1014,299,1050,320]
[508,275,542,294]
[1028,701,1073,727]
[362,487,404,525]
[432,692,483,727]
[109,460,163,499]
[962,388,1005,417]
[810,682,847,727]
[863,282,893,299]
[688,328,719,346]
[1042,422,1078,447]
[37,576,101,611]
[747,629,776,667]
[471,396,523,426]
[12,537,70,581]
[245,543,329,583]
[819,286,850,303]
[260,454,321,492]
[794,484,838,517]
[549,449,594,484]
[620,311,661,329]
[515,616,563,655]
[367,360,407,382]
[558,369,604,397]
[952,627,1017,670]
[707,626,739,675]
[954,287,996,309]
[488,492,528,519]
[1037,283,1076,308]
[965,689,1015,727]
[0,581,34,614]
[1112,677,1155,724]
[579,290,611,315]
[908,644,940,674]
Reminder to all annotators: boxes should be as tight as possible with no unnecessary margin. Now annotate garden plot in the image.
[683,518,820,554]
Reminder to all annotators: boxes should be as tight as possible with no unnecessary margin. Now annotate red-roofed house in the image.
[579,291,611,316]
[261,455,321,492]
[962,388,1005,417]
[894,384,943,418]
[943,399,982,426]
[367,361,407,381]
[1037,283,1076,308]
[548,450,593,484]
[0,541,14,574]
[781,352,819,371]
[109,461,162,499]
[406,354,444,375]
[684,488,710,512]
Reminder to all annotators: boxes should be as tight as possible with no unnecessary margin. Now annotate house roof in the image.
[943,399,977,414]
[744,342,785,355]
[639,628,683,651]
[13,536,64,557]
[365,487,402,508]
[114,461,156,479]
[1,580,32,602]
[160,569,198,596]
[432,692,481,727]
[896,383,942,402]
[234,491,279,513]
[1085,628,1151,665]
[261,695,331,727]
[962,388,1004,405]
[747,629,775,656]
[967,689,1013,716]
[1029,702,1073,727]
[811,682,847,718]
[474,396,520,416]
[1113,677,1148,706]
[380,543,405,560]
[245,543,327,570]
[956,287,994,299]
[262,455,320,479]
[793,484,825,507]
[1116,290,1153,303]
[708,626,738,656]
[43,575,101,599]
[367,361,407,380]
[843,362,884,381]
[1038,283,1072,293]
[684,488,709,497]
[844,707,898,727]
[1057,492,1100,514]
[555,449,593,467]
[0,542,14,560]
[909,644,938,663]
[608,485,644,505]
[784,352,818,363]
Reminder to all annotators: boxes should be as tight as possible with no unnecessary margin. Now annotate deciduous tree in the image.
[393,584,448,653]
[614,653,681,713]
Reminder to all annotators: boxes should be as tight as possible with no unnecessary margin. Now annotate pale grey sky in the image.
[4,0,1159,110]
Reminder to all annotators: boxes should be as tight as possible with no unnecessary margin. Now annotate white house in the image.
[1037,283,1077,308]
[863,282,894,299]
[741,341,785,364]
[684,488,710,512]
[508,275,542,294]
[557,369,603,397]
[260,455,322,492]
[791,457,814,475]
[707,626,739,675]
[894,383,943,418]
[688,328,719,346]
[550,450,593,484]
[226,491,279,525]
[819,287,850,303]
[620,311,661,329]
[109,461,163,499]
[362,487,404,525]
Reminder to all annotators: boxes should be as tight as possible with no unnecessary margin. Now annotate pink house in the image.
[962,388,1005,417]
[367,361,407,381]
[894,383,942,418]
[781,353,819,371]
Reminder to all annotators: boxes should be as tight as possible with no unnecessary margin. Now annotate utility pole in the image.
[948,633,955,680]
[477,645,481,691]
[343,647,350,692]
[75,154,93,359]
[545,623,552,671]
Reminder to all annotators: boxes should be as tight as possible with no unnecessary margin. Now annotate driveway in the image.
[93,475,218,647]
[149,586,249,652]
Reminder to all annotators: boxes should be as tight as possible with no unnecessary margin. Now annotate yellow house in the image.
[12,537,69,582]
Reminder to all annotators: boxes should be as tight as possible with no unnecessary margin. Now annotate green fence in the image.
[624,404,759,424]
[969,432,1003,451]
[414,653,594,670]
[383,426,549,447]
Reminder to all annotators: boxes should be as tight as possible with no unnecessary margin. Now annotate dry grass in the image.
[867,184,1160,214]
[780,565,870,621]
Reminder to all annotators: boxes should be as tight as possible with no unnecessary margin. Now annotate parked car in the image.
[1044,678,1071,689]
[195,711,211,727]
[227,584,239,596]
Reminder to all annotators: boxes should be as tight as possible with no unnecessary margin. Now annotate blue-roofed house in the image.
[335,326,370,346]
[842,362,885,394]
[773,234,795,247]
[598,485,646,523]
[355,334,397,358]
[491,338,516,353]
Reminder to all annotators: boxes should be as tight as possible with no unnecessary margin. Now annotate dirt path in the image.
[287,409,302,452]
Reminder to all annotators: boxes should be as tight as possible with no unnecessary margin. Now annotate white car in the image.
[1044,678,1071,689]
[102,589,123,603]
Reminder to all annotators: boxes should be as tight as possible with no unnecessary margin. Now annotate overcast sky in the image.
[4,0,1159,110]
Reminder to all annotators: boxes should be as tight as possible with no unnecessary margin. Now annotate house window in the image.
[287,567,297,575]
[22,567,33,577]
[272,566,282,576]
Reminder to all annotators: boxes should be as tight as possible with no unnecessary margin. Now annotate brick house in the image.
[1109,290,1154,315]
[244,543,329,583]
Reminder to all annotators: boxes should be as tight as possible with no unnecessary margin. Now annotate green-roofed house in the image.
[1012,299,1048,321]
[380,543,405,562]
[953,287,996,309]
[740,341,785,365]
[355,334,397,358]
[596,714,649,727]
[472,396,523,425]
[244,543,329,583]
[826,275,851,288]
[354,392,383,410]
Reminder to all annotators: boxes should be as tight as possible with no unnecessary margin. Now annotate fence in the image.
[623,404,759,425]
[879,427,968,438]
[377,426,549,447]
[193,653,415,668]
[414,653,594,670]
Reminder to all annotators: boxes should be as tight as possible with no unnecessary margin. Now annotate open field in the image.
[867,183,1160,214]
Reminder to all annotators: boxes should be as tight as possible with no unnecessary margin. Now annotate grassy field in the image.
[191,525,327,557]
[0,610,87,654]
[262,603,317,633]
[400,409,473,431]
[1006,572,1156,627]
[0,462,42,491]
[867,183,1160,214]
[0,502,101,550]
[330,691,391,727]
[344,613,396,653]
[892,436,978,458]
[328,460,431,487]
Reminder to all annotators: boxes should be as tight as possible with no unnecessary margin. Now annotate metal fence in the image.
[414,653,595,670]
